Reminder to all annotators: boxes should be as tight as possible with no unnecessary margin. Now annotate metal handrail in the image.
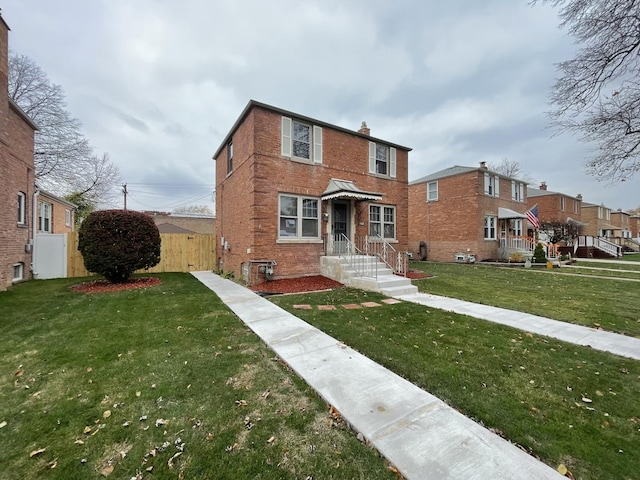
[327,233,377,278]
[362,234,408,277]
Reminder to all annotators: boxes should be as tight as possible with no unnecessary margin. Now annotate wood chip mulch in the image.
[249,275,343,294]
[70,277,162,293]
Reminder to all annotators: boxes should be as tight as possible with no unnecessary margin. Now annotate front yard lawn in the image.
[271,288,640,480]
[0,274,396,480]
[409,262,640,338]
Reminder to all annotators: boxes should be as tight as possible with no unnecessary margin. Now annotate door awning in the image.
[498,207,528,219]
[321,178,383,201]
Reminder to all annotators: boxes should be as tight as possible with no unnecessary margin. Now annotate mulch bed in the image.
[249,275,343,294]
[70,277,162,293]
[403,270,431,279]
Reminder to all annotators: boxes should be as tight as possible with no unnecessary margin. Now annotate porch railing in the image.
[360,234,408,277]
[575,235,623,257]
[324,233,378,278]
[324,234,408,277]
[499,235,535,252]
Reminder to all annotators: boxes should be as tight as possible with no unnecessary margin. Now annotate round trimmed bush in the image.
[78,210,161,283]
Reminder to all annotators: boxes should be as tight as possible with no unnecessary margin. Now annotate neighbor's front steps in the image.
[320,255,418,296]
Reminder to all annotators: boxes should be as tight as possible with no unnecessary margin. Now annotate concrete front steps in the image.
[320,255,418,296]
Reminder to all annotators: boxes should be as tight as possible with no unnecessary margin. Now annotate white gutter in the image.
[31,187,40,278]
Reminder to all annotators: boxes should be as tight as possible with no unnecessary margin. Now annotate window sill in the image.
[277,238,323,244]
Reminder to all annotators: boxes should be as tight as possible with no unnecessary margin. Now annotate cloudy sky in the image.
[4,0,638,212]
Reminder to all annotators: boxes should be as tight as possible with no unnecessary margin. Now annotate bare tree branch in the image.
[8,53,121,205]
[532,0,640,181]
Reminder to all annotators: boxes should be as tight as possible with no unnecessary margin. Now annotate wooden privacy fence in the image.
[67,232,216,278]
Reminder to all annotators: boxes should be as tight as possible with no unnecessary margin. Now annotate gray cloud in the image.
[3,0,638,211]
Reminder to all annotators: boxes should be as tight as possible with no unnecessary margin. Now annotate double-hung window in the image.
[511,181,524,202]
[281,117,322,163]
[484,173,500,197]
[560,196,565,212]
[484,215,497,240]
[368,142,396,178]
[17,192,26,225]
[278,194,319,239]
[369,205,396,239]
[65,209,72,227]
[427,181,438,201]
[39,201,52,233]
[227,139,233,173]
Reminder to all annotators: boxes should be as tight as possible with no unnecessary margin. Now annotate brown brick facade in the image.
[0,15,37,291]
[214,102,410,283]
[38,191,76,234]
[409,167,530,262]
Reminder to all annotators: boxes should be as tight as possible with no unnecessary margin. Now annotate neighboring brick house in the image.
[580,203,618,237]
[213,100,410,284]
[37,189,76,234]
[0,14,38,290]
[526,182,582,224]
[610,209,632,239]
[408,163,531,262]
[631,215,640,240]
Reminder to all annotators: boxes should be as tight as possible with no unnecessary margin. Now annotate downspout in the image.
[31,187,40,278]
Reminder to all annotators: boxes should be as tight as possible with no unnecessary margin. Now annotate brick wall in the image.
[409,170,532,262]
[529,193,582,224]
[0,16,37,291]
[216,104,409,282]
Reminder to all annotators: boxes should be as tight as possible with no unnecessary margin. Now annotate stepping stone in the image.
[361,302,382,308]
[318,305,336,311]
[293,304,312,310]
[342,304,362,309]
[382,298,402,305]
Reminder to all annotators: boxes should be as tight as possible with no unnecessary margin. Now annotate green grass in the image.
[270,288,640,480]
[409,262,640,337]
[620,253,640,262]
[574,260,640,271]
[0,275,396,480]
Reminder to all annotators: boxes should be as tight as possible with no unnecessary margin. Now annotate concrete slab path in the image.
[192,271,563,480]
[395,293,640,361]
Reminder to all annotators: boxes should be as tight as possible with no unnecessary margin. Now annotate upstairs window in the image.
[39,201,52,233]
[573,199,579,214]
[227,139,233,173]
[65,209,72,227]
[484,173,500,197]
[427,181,438,201]
[368,142,396,178]
[281,117,322,163]
[511,181,524,202]
[560,196,565,212]
[17,192,26,225]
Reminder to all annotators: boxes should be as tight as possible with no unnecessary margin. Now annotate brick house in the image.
[213,100,410,285]
[144,211,215,234]
[37,189,76,234]
[631,215,639,241]
[0,14,38,290]
[408,163,531,262]
[580,203,617,237]
[526,182,582,224]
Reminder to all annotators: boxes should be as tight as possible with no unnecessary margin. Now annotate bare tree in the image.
[8,53,120,204]
[532,0,640,181]
[489,158,534,182]
[539,219,583,245]
[172,204,214,215]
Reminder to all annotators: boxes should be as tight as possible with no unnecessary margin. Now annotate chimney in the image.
[576,194,582,200]
[479,161,487,169]
[358,121,370,136]
[539,181,547,190]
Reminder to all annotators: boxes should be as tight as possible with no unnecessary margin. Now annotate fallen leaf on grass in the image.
[100,464,114,477]
[74,440,84,445]
[103,410,111,419]
[0,421,7,428]
[235,399,248,407]
[267,436,276,444]
[15,369,24,377]
[582,397,593,403]
[168,451,182,469]
[48,459,57,469]
[29,447,46,457]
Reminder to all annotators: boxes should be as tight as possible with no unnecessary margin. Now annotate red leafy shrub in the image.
[78,210,161,283]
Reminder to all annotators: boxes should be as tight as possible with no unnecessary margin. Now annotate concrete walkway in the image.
[192,271,564,480]
[395,293,640,361]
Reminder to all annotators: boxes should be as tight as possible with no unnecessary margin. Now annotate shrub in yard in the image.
[533,243,547,263]
[78,209,161,283]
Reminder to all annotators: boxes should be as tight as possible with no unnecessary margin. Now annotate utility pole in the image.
[122,183,128,210]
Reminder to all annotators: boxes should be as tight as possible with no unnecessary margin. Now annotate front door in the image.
[332,201,350,254]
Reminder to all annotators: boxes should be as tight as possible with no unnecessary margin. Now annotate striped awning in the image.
[321,178,382,201]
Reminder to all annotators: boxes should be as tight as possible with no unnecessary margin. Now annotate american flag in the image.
[526,205,540,229]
